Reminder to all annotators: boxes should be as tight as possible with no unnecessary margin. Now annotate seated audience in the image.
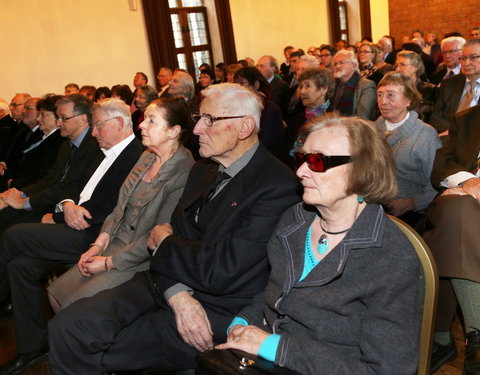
[0,94,65,191]
[214,62,226,83]
[285,66,335,157]
[94,86,112,102]
[0,95,104,235]
[48,83,300,373]
[80,85,96,101]
[430,39,480,133]
[234,67,284,158]
[429,36,465,86]
[0,97,144,375]
[375,72,441,227]
[318,45,336,72]
[156,67,173,97]
[423,103,480,374]
[401,42,436,79]
[358,42,385,85]
[216,113,421,375]
[133,72,148,90]
[132,84,158,139]
[111,84,133,105]
[395,50,437,122]
[47,98,194,311]
[330,50,377,120]
[256,55,289,112]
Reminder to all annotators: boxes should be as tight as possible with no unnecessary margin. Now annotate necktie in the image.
[60,144,77,182]
[457,80,476,113]
[206,171,230,202]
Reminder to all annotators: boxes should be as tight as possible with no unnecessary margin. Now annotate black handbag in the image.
[196,349,301,375]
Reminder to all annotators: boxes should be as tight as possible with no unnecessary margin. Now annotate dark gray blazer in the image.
[238,203,421,375]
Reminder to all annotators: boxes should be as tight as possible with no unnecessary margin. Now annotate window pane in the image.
[182,0,203,6]
[168,0,179,7]
[193,50,211,73]
[177,54,187,71]
[341,33,348,42]
[170,14,184,48]
[188,12,208,47]
[339,6,347,30]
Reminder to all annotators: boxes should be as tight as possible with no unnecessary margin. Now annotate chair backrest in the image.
[388,215,438,375]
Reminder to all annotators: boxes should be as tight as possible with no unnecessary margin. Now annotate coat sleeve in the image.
[430,83,452,133]
[355,80,377,121]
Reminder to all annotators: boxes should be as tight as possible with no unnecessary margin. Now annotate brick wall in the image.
[388,0,479,47]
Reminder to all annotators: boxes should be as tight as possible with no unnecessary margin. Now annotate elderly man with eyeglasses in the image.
[431,38,480,133]
[48,83,300,374]
[430,36,466,86]
[0,97,144,375]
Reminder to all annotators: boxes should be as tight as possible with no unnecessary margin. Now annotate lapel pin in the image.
[231,201,238,207]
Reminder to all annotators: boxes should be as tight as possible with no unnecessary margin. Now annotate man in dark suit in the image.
[0,95,104,233]
[256,55,289,113]
[423,104,480,374]
[157,67,173,97]
[0,98,144,375]
[379,36,397,65]
[429,37,465,86]
[430,39,480,133]
[48,83,300,374]
[0,99,17,156]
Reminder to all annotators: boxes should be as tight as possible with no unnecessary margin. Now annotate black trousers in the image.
[0,222,86,352]
[48,272,231,375]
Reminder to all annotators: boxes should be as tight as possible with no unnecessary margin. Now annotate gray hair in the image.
[92,98,132,129]
[174,71,195,101]
[261,55,279,71]
[201,83,263,132]
[334,50,359,71]
[299,54,321,67]
[441,36,466,50]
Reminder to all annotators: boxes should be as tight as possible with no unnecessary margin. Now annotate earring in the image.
[357,195,364,203]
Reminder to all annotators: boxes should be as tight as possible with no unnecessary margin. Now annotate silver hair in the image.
[441,36,466,49]
[201,83,263,132]
[92,98,132,129]
[174,71,195,101]
[299,54,321,67]
[334,50,359,71]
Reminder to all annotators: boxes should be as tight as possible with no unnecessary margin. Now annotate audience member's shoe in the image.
[430,337,457,373]
[464,328,480,375]
[0,302,12,318]
[0,348,48,375]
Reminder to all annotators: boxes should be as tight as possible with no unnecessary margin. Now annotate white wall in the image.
[1,0,153,101]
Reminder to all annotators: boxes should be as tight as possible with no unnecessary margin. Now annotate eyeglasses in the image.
[294,152,352,172]
[55,113,83,122]
[319,53,331,58]
[442,49,461,55]
[24,106,36,111]
[459,55,480,63]
[92,117,117,129]
[191,113,246,127]
[9,103,23,108]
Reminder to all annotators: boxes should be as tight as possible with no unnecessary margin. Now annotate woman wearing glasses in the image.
[0,94,65,191]
[47,98,194,311]
[216,113,421,374]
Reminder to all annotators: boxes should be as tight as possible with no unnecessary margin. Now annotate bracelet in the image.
[90,243,104,252]
[104,257,109,271]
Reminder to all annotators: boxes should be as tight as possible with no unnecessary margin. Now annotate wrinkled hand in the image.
[81,256,112,276]
[41,213,55,224]
[2,188,26,209]
[386,198,416,217]
[63,201,92,230]
[168,291,213,352]
[215,325,270,355]
[147,223,172,251]
[440,187,469,197]
[459,177,480,201]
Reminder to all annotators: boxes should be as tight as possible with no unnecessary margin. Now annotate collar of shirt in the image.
[101,133,135,158]
[385,111,410,131]
[31,125,39,133]
[267,76,275,84]
[449,65,461,75]
[71,126,90,148]
[219,141,259,178]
